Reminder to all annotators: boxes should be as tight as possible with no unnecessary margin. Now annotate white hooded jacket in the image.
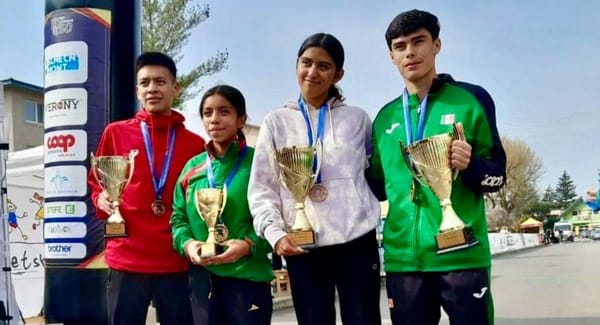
[248,98,381,248]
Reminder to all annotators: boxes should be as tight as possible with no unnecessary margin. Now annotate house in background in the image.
[558,198,600,234]
[1,78,44,152]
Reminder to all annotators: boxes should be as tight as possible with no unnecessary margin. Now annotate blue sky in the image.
[1,0,599,196]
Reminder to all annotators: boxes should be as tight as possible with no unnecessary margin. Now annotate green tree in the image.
[142,0,229,108]
[541,185,556,205]
[554,170,577,209]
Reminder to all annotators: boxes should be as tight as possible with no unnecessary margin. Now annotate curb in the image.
[273,295,294,310]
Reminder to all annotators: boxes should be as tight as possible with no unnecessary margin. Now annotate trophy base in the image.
[289,229,316,249]
[200,243,224,259]
[104,222,127,238]
[435,226,479,255]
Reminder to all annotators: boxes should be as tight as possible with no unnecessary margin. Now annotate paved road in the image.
[272,240,600,324]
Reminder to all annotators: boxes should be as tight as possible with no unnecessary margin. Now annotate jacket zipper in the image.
[413,203,422,271]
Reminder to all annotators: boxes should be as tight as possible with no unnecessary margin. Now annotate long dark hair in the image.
[297,33,345,101]
[199,85,247,141]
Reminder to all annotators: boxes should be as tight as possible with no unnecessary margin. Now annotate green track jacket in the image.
[171,143,273,282]
[369,74,506,272]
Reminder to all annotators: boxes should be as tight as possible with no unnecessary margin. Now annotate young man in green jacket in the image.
[369,9,506,325]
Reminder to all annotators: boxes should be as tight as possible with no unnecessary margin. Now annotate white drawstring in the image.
[327,99,337,146]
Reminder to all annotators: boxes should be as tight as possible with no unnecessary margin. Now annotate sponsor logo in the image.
[481,175,504,187]
[45,130,87,162]
[51,16,73,36]
[46,55,80,72]
[45,201,85,218]
[46,98,80,112]
[44,88,88,128]
[44,166,88,198]
[47,134,75,153]
[47,244,72,253]
[47,224,72,234]
[44,41,88,86]
[45,243,86,259]
[44,222,86,239]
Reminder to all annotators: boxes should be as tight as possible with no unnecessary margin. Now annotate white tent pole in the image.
[0,81,16,324]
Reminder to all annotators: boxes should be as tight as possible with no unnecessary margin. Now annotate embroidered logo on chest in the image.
[440,114,455,125]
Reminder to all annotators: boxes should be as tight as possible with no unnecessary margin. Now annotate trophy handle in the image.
[90,152,101,185]
[451,123,463,180]
[126,150,139,187]
[399,141,427,187]
[313,140,323,184]
[220,185,228,216]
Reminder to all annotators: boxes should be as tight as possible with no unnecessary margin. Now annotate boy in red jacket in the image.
[89,52,205,325]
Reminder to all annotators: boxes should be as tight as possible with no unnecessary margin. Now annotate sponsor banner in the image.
[45,243,87,259]
[44,7,110,267]
[44,201,87,219]
[44,222,87,239]
[44,165,88,198]
[488,233,540,255]
[45,129,87,163]
[44,87,88,128]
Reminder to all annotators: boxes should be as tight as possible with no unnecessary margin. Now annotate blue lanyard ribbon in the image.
[402,88,428,145]
[141,121,176,200]
[298,97,327,183]
[205,143,248,189]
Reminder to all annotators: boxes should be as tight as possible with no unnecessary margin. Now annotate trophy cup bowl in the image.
[90,150,138,238]
[275,146,318,248]
[401,129,479,254]
[194,187,228,258]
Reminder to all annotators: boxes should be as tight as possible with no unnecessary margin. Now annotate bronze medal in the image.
[151,200,167,216]
[309,184,328,202]
[214,224,229,243]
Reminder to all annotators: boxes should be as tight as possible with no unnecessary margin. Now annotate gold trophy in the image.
[194,187,228,258]
[274,145,321,248]
[400,125,479,254]
[90,150,138,238]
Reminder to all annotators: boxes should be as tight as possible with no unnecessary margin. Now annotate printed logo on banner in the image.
[44,166,87,198]
[45,130,87,163]
[51,16,74,36]
[45,201,86,218]
[45,243,86,259]
[44,222,87,239]
[44,88,88,128]
[44,41,88,87]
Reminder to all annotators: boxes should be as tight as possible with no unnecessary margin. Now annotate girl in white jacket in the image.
[248,33,382,325]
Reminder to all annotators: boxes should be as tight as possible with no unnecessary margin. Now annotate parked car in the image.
[591,228,600,240]
[553,221,574,242]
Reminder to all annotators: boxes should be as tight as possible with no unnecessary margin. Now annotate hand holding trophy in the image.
[90,150,138,237]
[275,145,321,248]
[400,124,479,254]
[194,186,228,258]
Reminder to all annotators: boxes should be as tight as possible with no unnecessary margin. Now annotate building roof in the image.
[1,78,43,94]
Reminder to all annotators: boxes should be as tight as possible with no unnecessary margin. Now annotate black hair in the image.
[385,9,440,50]
[135,51,177,80]
[199,85,247,141]
[297,33,345,101]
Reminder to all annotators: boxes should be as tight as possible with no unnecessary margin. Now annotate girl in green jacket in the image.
[170,85,273,325]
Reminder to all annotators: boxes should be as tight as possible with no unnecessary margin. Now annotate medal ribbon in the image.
[298,96,326,184]
[140,121,176,202]
[205,141,248,189]
[402,88,428,145]
[205,141,248,224]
